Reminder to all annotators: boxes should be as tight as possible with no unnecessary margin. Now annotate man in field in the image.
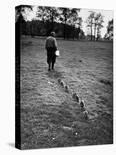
[45,32,58,71]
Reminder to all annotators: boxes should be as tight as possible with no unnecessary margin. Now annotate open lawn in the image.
[20,36,113,149]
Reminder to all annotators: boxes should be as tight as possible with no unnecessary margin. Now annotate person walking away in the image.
[45,32,58,71]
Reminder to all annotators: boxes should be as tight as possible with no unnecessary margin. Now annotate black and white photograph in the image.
[15,4,113,150]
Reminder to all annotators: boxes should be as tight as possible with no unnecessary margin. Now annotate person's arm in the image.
[45,38,48,50]
[45,40,47,50]
[54,38,57,50]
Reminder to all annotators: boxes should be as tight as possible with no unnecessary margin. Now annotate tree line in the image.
[15,5,113,40]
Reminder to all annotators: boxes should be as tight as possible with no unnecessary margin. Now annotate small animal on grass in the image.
[79,59,82,62]
[62,126,72,131]
[72,93,79,102]
[65,85,69,93]
[83,110,89,120]
[80,100,85,108]
[60,80,65,87]
[58,79,65,87]
[58,79,61,83]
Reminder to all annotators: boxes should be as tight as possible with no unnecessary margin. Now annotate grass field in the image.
[20,36,113,149]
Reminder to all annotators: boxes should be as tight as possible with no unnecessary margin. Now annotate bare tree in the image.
[95,13,104,40]
[86,11,95,41]
[87,11,104,40]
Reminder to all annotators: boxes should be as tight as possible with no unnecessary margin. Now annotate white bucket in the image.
[55,50,60,57]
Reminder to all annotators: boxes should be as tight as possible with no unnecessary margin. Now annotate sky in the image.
[25,6,113,37]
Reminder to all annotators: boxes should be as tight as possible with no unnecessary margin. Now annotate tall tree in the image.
[59,7,71,39]
[68,8,81,39]
[15,5,33,37]
[36,6,48,22]
[107,19,113,40]
[59,7,80,39]
[94,13,104,40]
[36,6,59,35]
[87,11,104,40]
[86,11,95,41]
[15,5,32,22]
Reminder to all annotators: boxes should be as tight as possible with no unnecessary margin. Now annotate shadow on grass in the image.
[46,70,63,79]
[99,79,113,86]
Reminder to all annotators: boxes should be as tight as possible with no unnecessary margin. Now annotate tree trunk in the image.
[91,19,93,41]
[63,17,67,40]
[73,26,75,40]
[94,24,96,41]
[30,21,34,37]
[96,27,99,40]
[64,22,66,40]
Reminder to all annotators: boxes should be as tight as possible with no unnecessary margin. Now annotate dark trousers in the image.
[46,47,56,69]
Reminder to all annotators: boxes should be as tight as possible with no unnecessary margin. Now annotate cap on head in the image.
[50,31,55,37]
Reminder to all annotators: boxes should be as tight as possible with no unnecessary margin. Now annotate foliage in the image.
[106,19,113,40]
[18,6,82,39]
[15,5,33,22]
[16,5,112,41]
[59,7,81,39]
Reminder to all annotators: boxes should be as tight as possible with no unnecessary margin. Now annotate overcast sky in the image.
[26,6,113,37]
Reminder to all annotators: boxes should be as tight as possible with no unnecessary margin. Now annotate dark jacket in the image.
[45,36,57,50]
